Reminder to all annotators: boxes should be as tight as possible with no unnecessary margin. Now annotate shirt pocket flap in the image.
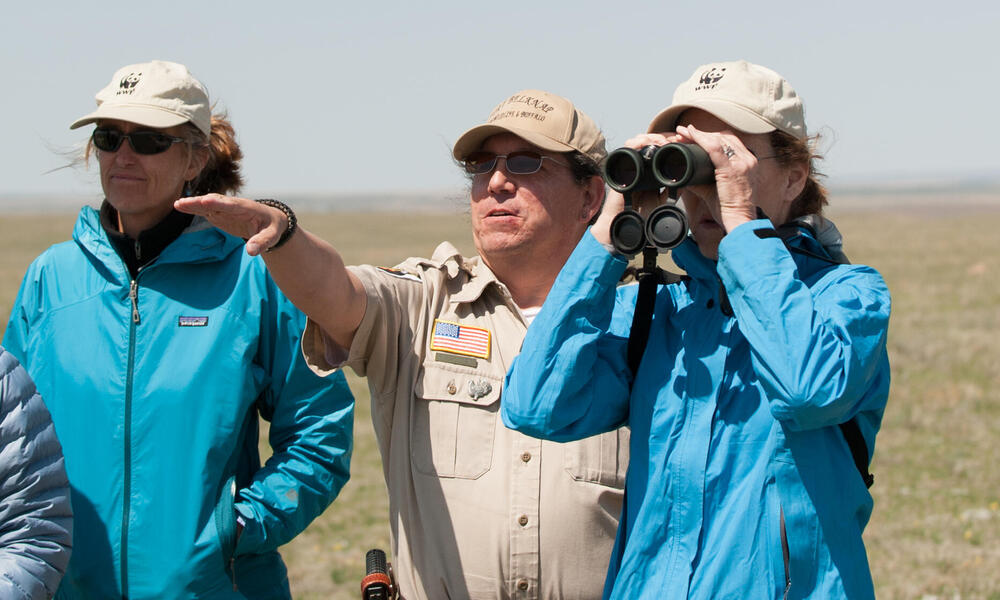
[416,362,502,408]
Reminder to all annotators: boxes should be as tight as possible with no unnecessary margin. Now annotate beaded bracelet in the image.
[255,199,297,251]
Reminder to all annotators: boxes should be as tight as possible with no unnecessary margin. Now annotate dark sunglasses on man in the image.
[92,127,188,155]
[463,150,569,176]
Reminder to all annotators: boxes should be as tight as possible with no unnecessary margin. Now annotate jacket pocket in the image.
[563,426,630,489]
[773,457,821,596]
[411,363,502,479]
[213,475,238,565]
[766,480,791,599]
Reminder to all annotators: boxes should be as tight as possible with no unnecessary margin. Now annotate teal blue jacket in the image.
[503,222,890,599]
[3,207,354,599]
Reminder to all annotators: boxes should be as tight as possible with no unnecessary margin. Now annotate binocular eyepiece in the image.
[602,143,715,255]
[603,143,715,192]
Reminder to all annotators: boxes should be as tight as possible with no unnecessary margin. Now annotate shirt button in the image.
[446,381,457,395]
[520,452,531,463]
[517,579,529,591]
[518,514,528,526]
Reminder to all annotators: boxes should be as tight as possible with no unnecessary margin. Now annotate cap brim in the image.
[647,99,778,136]
[70,105,191,131]
[452,124,576,160]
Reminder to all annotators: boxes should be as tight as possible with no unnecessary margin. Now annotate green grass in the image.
[1,197,998,598]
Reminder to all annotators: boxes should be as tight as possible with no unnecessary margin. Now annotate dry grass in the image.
[1,194,997,598]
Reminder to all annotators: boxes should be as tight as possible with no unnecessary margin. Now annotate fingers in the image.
[622,132,686,150]
[245,231,274,256]
[174,193,236,216]
[174,194,288,253]
[675,125,756,170]
[591,189,625,248]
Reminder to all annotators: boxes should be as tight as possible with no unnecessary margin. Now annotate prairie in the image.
[1,192,997,599]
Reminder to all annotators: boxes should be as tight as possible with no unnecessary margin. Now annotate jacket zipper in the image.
[230,478,238,591]
[130,280,141,324]
[121,278,140,597]
[231,556,238,591]
[780,507,791,599]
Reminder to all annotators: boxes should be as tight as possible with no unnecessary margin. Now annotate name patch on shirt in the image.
[430,319,491,359]
[178,316,209,327]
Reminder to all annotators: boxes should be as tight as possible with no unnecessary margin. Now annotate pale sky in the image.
[3,1,998,199]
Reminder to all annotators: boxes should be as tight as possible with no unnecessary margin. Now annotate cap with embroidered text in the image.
[70,60,211,137]
[648,60,806,140]
[453,89,606,166]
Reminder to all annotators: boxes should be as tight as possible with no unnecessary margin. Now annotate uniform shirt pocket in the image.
[412,363,502,479]
[563,426,630,489]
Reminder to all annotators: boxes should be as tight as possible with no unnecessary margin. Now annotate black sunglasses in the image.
[92,127,188,155]
[463,150,569,175]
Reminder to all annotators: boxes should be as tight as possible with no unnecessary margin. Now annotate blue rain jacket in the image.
[503,220,890,599]
[3,207,354,599]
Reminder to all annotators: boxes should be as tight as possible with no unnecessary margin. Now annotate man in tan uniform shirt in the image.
[177,89,628,599]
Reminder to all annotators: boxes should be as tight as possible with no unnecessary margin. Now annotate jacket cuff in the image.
[717,219,787,286]
[572,229,629,290]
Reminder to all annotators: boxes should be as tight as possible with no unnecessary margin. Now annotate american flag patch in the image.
[430,319,491,359]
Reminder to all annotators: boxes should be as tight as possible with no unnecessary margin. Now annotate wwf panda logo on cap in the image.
[648,60,806,140]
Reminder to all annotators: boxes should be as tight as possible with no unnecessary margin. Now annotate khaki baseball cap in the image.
[453,89,607,165]
[647,60,806,140]
[70,60,211,137]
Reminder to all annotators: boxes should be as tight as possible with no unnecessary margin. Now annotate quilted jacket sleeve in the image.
[0,347,73,599]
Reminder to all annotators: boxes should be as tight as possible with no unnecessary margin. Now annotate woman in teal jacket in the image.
[502,61,890,599]
[3,60,354,599]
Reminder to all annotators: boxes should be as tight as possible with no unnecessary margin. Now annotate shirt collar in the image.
[99,200,194,276]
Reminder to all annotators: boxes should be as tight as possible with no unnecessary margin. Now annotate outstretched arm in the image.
[175,194,366,349]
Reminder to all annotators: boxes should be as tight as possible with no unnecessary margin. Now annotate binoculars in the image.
[602,143,715,255]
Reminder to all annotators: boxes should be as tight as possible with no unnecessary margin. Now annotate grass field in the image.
[1,194,997,599]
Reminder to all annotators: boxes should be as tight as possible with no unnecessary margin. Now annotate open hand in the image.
[175,194,288,255]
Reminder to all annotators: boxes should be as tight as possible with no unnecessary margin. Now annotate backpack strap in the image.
[838,419,875,488]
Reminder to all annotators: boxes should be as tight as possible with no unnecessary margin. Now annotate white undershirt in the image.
[518,305,542,326]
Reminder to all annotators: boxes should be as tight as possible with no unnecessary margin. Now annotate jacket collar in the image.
[671,237,719,287]
[670,215,841,288]
[99,201,195,277]
[73,205,245,277]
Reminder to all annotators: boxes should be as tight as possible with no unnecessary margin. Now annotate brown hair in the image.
[188,113,243,196]
[768,130,827,220]
[565,151,605,225]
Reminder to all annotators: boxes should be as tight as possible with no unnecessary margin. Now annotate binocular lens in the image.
[602,143,714,192]
[655,147,690,184]
[610,210,646,256]
[603,149,642,192]
[651,144,714,188]
[645,205,687,250]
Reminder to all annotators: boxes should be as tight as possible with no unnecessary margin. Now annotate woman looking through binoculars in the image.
[502,60,891,599]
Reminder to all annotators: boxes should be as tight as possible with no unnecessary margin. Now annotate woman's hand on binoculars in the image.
[175,194,288,256]
[674,125,760,232]
[592,133,684,251]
